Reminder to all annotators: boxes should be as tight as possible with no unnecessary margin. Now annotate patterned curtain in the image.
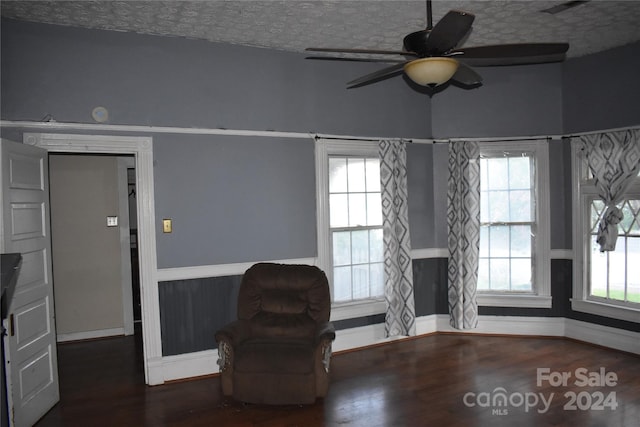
[447,141,480,330]
[578,129,640,252]
[379,140,415,337]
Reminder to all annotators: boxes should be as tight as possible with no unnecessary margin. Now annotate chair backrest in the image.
[237,263,331,324]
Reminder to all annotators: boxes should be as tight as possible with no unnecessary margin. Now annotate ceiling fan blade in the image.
[454,43,570,66]
[423,10,475,54]
[450,63,482,86]
[306,47,418,57]
[306,56,406,64]
[347,62,408,88]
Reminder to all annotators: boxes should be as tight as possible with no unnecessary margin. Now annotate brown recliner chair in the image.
[215,263,336,405]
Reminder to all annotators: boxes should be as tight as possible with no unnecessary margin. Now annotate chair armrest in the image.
[315,321,336,343]
[215,319,252,346]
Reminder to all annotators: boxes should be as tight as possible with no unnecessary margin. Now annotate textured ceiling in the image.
[2,1,640,59]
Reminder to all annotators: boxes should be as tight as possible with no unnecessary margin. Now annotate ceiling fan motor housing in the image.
[404,30,431,56]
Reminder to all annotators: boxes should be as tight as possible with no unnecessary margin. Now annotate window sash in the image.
[475,140,550,308]
[478,151,537,294]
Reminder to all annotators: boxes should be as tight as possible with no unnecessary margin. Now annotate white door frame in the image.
[118,156,135,337]
[24,133,163,385]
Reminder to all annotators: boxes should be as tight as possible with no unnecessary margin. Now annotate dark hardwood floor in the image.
[35,331,639,427]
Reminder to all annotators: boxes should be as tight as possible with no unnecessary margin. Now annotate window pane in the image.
[352,265,370,299]
[333,266,352,302]
[348,193,367,226]
[367,193,382,226]
[480,191,489,222]
[366,158,381,192]
[511,258,532,291]
[509,156,531,189]
[487,158,509,190]
[329,158,347,193]
[330,194,349,227]
[590,235,607,297]
[590,200,606,232]
[628,238,640,303]
[629,200,640,235]
[479,226,489,258]
[351,230,369,264]
[488,190,509,222]
[478,258,490,290]
[480,159,489,191]
[510,190,532,222]
[370,229,384,262]
[332,231,351,266]
[620,201,635,233]
[347,158,366,192]
[369,262,384,297]
[489,259,510,290]
[489,226,510,257]
[608,239,626,298]
[511,225,532,257]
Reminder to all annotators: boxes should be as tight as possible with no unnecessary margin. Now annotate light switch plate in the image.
[107,216,118,227]
[163,219,172,233]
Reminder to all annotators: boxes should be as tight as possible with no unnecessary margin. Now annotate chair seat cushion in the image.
[235,339,315,374]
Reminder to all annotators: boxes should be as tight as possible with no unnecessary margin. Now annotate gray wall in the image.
[430,63,564,139]
[1,18,433,268]
[563,42,640,134]
[153,134,317,268]
[0,19,430,138]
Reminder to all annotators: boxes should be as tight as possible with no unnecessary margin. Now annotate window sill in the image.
[571,299,640,323]
[477,294,552,308]
[331,299,386,321]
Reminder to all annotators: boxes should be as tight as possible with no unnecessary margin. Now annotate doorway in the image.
[48,154,139,342]
[25,132,162,385]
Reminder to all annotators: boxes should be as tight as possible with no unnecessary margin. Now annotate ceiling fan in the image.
[306,0,570,89]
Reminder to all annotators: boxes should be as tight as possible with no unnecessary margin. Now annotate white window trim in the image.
[571,142,640,322]
[476,139,551,308]
[315,138,386,320]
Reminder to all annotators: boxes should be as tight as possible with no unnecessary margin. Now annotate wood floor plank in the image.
[35,333,639,426]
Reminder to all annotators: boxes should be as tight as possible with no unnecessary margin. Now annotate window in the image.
[316,139,386,320]
[572,145,640,322]
[476,140,551,308]
[329,157,384,301]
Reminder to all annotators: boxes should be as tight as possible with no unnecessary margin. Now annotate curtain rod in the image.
[2,120,637,144]
[313,134,436,144]
[0,120,437,143]
[563,124,640,138]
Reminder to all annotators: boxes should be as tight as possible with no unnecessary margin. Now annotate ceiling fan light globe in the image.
[404,57,459,86]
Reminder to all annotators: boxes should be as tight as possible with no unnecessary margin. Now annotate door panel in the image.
[1,139,59,427]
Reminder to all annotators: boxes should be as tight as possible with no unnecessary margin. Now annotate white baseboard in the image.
[161,349,220,382]
[565,318,640,354]
[151,315,638,384]
[57,327,126,343]
[435,314,566,336]
[333,323,387,352]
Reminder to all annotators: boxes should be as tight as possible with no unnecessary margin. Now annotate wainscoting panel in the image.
[158,275,242,356]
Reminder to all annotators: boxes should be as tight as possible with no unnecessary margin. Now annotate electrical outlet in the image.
[107,216,118,227]
[163,219,172,233]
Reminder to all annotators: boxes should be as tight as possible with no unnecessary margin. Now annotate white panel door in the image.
[1,139,59,427]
